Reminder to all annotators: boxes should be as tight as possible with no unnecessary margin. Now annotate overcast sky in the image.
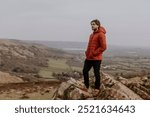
[0,0,150,47]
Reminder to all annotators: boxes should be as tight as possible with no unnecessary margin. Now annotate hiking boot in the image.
[87,87,93,94]
[80,85,89,92]
[80,86,93,94]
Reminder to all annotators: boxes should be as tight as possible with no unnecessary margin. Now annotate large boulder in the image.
[52,72,143,100]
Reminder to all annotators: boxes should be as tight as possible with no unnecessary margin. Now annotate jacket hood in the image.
[99,26,106,34]
[93,26,106,34]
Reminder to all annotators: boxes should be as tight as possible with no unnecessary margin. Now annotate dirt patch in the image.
[0,71,23,83]
[0,81,61,99]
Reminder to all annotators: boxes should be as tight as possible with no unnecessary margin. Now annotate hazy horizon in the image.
[1,38,150,49]
[25,39,150,49]
[0,0,150,47]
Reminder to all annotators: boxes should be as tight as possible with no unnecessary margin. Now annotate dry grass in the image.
[39,58,82,79]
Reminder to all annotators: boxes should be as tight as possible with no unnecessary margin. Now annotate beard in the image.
[92,27,98,31]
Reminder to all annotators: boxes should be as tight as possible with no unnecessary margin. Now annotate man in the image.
[83,19,107,94]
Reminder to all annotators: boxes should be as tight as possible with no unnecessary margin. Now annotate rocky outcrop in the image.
[52,71,82,81]
[52,72,143,100]
[118,76,150,100]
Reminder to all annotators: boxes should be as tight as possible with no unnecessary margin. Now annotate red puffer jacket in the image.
[85,26,107,60]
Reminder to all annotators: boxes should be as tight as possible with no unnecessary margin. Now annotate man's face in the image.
[91,22,99,31]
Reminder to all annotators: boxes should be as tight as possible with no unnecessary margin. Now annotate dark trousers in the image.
[82,59,102,89]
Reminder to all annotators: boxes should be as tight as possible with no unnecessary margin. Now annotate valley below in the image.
[0,39,150,99]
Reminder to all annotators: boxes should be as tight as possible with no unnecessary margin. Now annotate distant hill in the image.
[0,39,68,81]
[27,40,87,50]
[27,40,150,57]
